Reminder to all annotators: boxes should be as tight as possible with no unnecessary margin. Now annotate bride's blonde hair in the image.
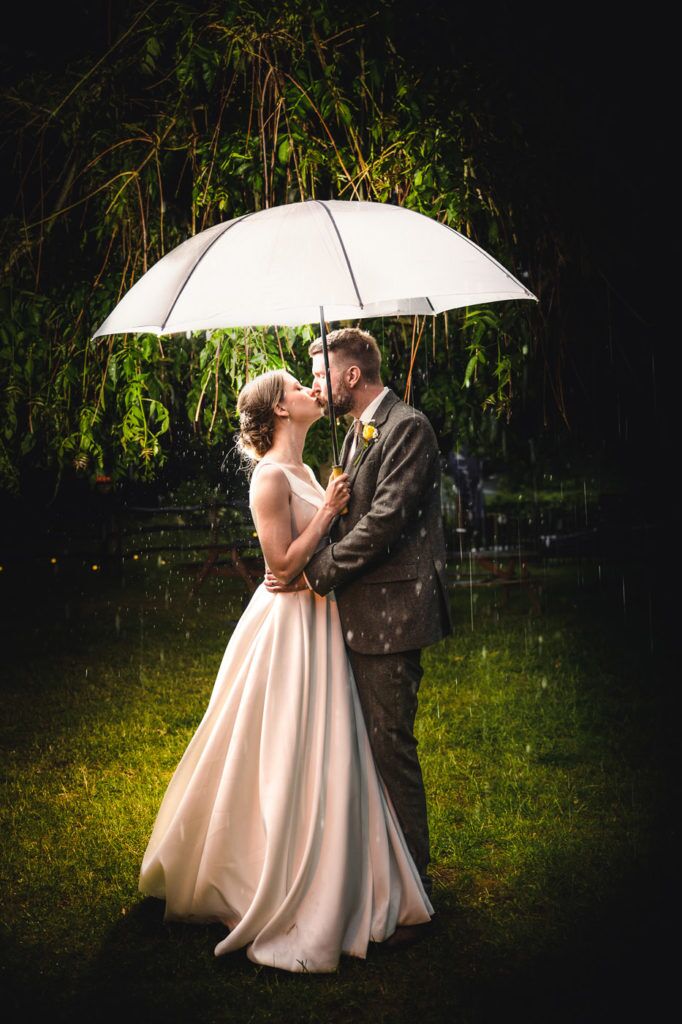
[236,369,287,465]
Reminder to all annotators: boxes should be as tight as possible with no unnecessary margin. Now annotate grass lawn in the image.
[0,555,674,1023]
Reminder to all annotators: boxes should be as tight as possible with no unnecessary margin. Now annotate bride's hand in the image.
[264,570,309,593]
[324,471,351,515]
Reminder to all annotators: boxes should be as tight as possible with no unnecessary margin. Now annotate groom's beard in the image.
[319,381,353,417]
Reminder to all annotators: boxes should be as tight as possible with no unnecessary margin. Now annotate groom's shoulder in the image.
[382,392,436,436]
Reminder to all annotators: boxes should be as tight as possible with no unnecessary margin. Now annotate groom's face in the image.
[310,352,354,416]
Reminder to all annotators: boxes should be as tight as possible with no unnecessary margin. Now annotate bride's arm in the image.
[250,465,349,585]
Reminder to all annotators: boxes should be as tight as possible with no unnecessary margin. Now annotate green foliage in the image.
[0,0,550,493]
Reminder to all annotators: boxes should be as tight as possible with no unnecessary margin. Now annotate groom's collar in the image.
[356,385,389,425]
[368,387,398,427]
[345,387,398,434]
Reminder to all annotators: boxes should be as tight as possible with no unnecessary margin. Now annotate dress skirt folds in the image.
[138,461,432,973]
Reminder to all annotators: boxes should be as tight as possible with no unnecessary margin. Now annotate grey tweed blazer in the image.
[306,389,453,655]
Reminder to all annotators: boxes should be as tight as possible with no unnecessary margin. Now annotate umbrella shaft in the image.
[319,307,340,466]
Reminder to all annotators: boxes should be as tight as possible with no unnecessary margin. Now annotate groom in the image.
[266,327,452,927]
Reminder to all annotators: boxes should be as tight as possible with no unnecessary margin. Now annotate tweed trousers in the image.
[347,646,431,896]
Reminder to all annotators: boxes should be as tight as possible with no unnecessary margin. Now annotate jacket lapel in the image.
[368,388,398,429]
[348,435,372,480]
[347,389,399,485]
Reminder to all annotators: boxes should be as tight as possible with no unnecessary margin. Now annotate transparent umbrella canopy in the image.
[94,199,537,464]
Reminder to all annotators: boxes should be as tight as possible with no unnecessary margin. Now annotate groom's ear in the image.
[346,365,362,389]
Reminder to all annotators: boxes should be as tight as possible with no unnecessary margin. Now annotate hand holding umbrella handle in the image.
[330,464,349,516]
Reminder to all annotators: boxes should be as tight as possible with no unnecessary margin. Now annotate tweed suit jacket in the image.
[306,389,453,655]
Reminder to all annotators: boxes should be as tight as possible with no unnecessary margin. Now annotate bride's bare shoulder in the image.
[250,462,290,507]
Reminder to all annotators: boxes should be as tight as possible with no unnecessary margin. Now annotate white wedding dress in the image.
[138,458,433,973]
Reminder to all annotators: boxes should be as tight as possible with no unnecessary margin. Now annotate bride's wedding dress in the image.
[138,458,433,972]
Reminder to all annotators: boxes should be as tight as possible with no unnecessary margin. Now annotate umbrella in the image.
[94,199,536,464]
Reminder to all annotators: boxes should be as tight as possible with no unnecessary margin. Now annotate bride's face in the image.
[279,374,323,423]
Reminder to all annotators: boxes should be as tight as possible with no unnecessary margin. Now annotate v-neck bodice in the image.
[249,459,326,540]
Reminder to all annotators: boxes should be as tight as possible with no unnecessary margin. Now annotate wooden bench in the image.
[447,549,543,614]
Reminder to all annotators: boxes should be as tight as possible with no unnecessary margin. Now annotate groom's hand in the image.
[263,570,309,593]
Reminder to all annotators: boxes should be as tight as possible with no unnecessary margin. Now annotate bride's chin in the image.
[298,409,322,426]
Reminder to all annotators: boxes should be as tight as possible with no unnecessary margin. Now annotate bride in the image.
[138,368,433,973]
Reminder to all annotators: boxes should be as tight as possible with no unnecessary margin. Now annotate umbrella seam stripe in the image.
[309,199,364,309]
[441,223,536,298]
[160,212,256,332]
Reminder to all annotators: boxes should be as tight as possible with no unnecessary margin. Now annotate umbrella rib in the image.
[160,212,256,332]
[442,224,536,299]
[309,200,364,309]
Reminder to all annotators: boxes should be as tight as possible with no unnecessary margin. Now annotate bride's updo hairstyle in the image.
[236,369,287,467]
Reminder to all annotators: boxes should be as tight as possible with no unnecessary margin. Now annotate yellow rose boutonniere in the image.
[353,421,379,466]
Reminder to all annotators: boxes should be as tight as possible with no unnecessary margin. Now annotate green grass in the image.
[0,558,673,1023]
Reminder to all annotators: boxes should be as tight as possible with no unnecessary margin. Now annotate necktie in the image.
[344,419,362,468]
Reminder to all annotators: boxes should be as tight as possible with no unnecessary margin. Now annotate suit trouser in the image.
[347,646,431,895]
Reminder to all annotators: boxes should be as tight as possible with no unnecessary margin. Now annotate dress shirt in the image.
[345,386,390,466]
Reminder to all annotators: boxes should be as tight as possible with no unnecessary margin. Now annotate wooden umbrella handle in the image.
[330,464,349,516]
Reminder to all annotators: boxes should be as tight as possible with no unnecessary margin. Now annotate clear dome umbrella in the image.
[94,199,537,465]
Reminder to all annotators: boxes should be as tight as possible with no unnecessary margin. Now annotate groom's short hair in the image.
[308,327,382,384]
